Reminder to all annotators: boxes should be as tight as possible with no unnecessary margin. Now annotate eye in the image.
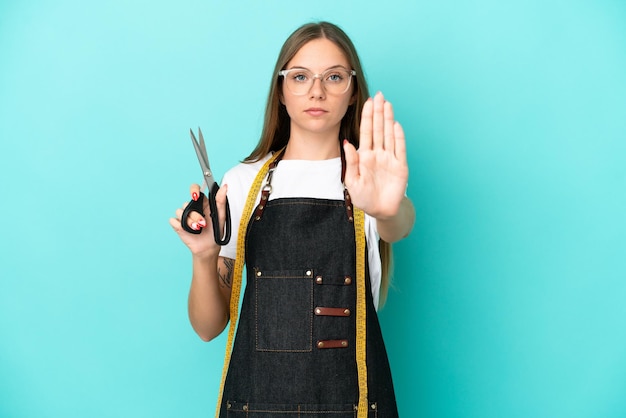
[325,72,344,83]
[292,72,309,83]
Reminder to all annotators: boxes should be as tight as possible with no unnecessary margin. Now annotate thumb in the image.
[343,139,359,186]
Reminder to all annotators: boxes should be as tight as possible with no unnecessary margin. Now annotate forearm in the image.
[187,254,232,342]
[375,196,415,243]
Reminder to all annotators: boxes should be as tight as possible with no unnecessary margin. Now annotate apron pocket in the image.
[254,268,314,352]
[226,401,370,417]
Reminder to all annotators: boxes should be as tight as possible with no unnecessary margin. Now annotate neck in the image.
[283,130,341,160]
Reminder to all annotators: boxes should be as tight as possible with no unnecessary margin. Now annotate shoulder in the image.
[222,154,272,184]
[221,154,272,197]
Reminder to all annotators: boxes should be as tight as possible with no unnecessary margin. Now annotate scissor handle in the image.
[180,185,231,245]
[208,182,231,245]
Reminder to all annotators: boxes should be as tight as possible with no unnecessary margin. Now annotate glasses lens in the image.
[284,70,312,95]
[282,69,353,95]
[323,69,353,95]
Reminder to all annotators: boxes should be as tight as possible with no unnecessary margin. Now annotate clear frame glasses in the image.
[278,67,357,96]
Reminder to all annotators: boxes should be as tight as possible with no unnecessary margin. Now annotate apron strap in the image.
[251,149,284,222]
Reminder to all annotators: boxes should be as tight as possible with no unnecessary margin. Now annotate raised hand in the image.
[343,92,408,220]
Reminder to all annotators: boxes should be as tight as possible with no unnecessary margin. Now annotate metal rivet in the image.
[227,402,232,409]
[371,403,377,410]
[344,277,352,285]
[317,341,324,348]
[243,405,248,411]
[261,195,267,200]
[305,270,312,276]
[344,309,351,316]
[258,205,264,210]
[255,216,261,221]
[315,308,321,315]
[256,271,262,277]
[348,217,353,221]
[315,276,323,284]
[341,340,348,347]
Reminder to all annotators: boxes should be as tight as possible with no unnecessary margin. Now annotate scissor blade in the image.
[189,128,217,188]
[198,127,207,157]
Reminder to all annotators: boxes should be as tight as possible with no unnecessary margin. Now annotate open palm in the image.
[343,92,408,220]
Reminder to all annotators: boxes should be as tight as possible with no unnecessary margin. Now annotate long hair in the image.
[246,21,393,307]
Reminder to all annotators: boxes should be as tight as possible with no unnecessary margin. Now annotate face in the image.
[281,38,355,140]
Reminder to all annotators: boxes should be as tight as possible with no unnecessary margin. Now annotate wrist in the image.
[192,248,219,263]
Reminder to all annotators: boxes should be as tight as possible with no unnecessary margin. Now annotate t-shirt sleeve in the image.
[218,156,270,260]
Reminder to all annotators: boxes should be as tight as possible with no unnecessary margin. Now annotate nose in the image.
[309,74,325,99]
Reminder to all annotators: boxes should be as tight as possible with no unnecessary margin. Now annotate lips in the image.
[304,107,327,116]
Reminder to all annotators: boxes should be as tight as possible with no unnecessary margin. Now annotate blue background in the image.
[1,1,625,417]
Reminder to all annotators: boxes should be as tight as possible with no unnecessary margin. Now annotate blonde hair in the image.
[246,21,393,307]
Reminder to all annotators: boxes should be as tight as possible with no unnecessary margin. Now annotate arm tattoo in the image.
[218,258,235,289]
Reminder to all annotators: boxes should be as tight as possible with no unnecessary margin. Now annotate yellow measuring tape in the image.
[353,206,368,418]
[214,152,281,417]
[214,152,369,417]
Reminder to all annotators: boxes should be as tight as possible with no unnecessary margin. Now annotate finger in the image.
[179,200,207,232]
[393,121,407,161]
[383,100,396,152]
[214,183,228,205]
[342,139,359,188]
[359,97,373,150]
[372,92,385,149]
[213,184,228,236]
[169,217,182,232]
[189,183,202,201]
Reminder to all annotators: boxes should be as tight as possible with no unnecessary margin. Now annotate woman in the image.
[171,21,415,417]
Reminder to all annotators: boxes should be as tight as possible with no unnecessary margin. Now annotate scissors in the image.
[180,128,231,245]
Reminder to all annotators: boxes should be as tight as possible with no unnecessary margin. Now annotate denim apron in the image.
[219,166,398,417]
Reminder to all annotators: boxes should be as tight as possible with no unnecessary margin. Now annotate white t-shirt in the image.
[219,153,383,309]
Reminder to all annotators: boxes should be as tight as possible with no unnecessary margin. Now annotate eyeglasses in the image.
[278,67,356,96]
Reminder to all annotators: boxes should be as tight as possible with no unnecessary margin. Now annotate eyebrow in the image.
[285,65,350,72]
